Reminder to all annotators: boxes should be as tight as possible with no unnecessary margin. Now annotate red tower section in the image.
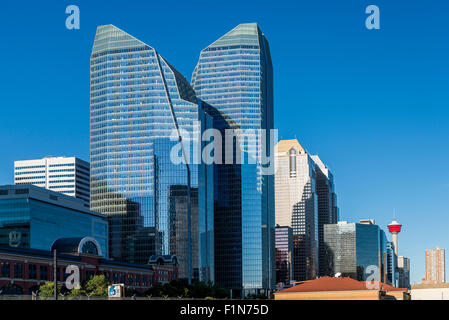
[387,220,402,233]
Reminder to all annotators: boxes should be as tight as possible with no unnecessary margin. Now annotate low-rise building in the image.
[274,276,409,300]
[0,185,108,256]
[0,238,177,295]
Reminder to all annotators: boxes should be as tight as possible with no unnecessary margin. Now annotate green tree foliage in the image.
[144,279,230,299]
[83,275,109,296]
[38,282,62,300]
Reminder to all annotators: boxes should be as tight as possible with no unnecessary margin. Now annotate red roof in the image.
[277,277,407,293]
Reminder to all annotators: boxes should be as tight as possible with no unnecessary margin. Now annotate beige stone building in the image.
[424,246,445,284]
[274,139,318,281]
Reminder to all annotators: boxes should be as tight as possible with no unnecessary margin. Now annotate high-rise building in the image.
[310,155,338,277]
[425,246,445,284]
[274,139,318,281]
[275,225,293,286]
[397,256,410,288]
[0,185,108,257]
[386,241,398,286]
[89,25,213,282]
[192,23,275,296]
[323,220,388,283]
[14,157,90,207]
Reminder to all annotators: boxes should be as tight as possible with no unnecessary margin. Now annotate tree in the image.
[83,275,109,297]
[143,280,230,299]
[38,282,62,300]
[67,287,86,299]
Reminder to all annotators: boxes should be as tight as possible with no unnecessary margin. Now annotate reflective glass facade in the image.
[192,23,275,295]
[201,102,242,291]
[275,226,293,285]
[323,221,388,282]
[90,25,213,281]
[0,185,108,257]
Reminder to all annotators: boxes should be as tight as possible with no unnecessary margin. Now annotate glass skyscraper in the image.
[323,220,388,283]
[192,23,275,296]
[90,25,213,282]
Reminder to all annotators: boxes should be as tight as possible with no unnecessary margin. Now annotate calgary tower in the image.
[388,218,402,256]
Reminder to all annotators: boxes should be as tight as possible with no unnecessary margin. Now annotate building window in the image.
[289,148,297,178]
[128,274,133,286]
[86,270,95,280]
[1,262,10,278]
[29,264,37,279]
[113,273,119,283]
[40,266,48,280]
[59,267,64,281]
[14,264,23,278]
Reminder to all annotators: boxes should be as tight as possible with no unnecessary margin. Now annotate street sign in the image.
[108,284,124,299]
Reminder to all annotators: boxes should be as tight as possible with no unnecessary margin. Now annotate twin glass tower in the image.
[90,23,274,297]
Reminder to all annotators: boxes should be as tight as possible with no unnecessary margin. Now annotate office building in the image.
[14,156,90,207]
[310,155,338,277]
[275,139,318,281]
[0,185,108,257]
[275,226,293,286]
[90,25,213,282]
[398,256,410,288]
[199,102,241,292]
[323,220,388,283]
[386,241,397,286]
[424,246,445,284]
[191,23,275,296]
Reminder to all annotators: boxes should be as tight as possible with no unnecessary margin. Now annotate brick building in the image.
[0,237,177,295]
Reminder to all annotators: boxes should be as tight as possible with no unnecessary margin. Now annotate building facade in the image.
[0,185,108,257]
[425,246,445,284]
[274,139,318,281]
[386,241,398,286]
[191,23,275,296]
[0,239,177,295]
[14,157,90,207]
[398,256,410,288]
[275,226,293,286]
[310,155,338,277]
[323,220,388,283]
[89,25,213,282]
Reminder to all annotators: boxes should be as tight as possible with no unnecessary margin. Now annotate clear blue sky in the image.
[1,0,448,284]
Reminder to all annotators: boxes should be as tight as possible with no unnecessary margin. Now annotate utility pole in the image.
[187,168,192,285]
[53,249,57,300]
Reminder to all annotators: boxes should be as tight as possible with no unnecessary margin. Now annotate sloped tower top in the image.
[207,23,261,48]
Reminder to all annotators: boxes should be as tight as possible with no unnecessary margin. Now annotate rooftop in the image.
[277,277,407,293]
[0,184,104,218]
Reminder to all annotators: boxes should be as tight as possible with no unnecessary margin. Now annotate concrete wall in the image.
[275,290,381,300]
[411,288,449,300]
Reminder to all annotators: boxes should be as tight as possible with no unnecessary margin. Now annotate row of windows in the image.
[15,165,45,170]
[49,185,75,189]
[49,163,75,168]
[15,170,45,176]
[15,176,45,181]
[0,262,47,280]
[1,261,160,286]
